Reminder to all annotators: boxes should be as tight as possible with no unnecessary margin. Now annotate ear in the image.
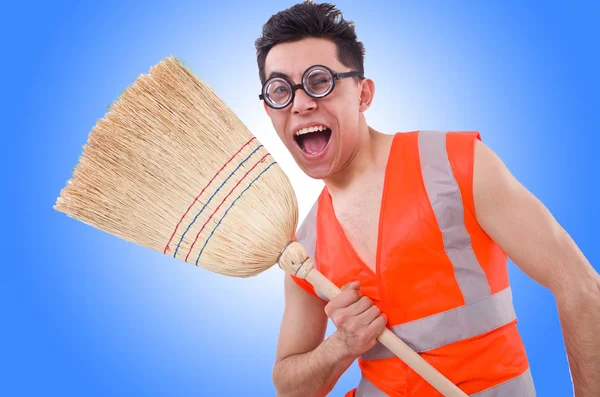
[358,78,375,112]
[263,101,271,116]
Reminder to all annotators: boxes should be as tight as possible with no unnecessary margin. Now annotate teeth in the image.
[296,125,328,135]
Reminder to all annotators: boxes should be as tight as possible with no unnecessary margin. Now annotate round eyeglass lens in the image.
[304,67,334,97]
[265,78,292,107]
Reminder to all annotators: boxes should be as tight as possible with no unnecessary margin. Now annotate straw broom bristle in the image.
[54,56,299,278]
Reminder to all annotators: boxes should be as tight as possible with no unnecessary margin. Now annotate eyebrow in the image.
[267,71,291,80]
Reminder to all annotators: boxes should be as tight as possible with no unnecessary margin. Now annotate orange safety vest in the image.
[292,130,535,396]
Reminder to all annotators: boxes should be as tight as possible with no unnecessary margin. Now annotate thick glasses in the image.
[259,64,364,109]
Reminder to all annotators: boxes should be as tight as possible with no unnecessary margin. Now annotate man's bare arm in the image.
[473,139,600,397]
[272,275,354,397]
[273,275,386,396]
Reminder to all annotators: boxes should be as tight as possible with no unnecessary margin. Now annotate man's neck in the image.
[323,126,393,199]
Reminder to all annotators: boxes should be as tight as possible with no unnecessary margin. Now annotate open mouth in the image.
[294,125,332,156]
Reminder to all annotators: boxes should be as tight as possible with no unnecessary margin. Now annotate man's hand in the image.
[324,281,388,359]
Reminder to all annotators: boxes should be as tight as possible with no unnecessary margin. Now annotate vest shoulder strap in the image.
[290,196,321,298]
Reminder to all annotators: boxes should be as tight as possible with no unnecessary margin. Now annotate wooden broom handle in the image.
[304,267,469,397]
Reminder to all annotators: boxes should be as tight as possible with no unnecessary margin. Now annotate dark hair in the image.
[254,1,365,85]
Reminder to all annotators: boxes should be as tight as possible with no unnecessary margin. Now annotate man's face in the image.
[262,38,373,180]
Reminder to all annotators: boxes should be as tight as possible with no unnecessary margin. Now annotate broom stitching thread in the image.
[172,143,264,258]
[196,161,278,266]
[185,153,271,262]
[163,137,256,254]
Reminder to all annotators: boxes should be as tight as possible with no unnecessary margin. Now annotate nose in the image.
[291,89,317,115]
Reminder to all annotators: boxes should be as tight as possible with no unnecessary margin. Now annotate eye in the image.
[307,71,332,93]
[266,79,291,103]
[273,85,289,94]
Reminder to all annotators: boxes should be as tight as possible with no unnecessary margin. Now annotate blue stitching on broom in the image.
[173,144,263,258]
[195,161,277,265]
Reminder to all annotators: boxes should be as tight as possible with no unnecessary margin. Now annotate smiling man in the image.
[254,2,600,397]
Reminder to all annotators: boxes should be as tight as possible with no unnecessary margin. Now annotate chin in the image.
[294,154,336,181]
[301,166,330,180]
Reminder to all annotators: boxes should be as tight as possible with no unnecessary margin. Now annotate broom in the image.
[54,56,468,397]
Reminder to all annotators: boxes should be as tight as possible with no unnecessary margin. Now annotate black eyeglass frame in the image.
[259,64,365,109]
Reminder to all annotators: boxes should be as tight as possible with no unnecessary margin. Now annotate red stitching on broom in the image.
[163,137,256,254]
[184,153,271,262]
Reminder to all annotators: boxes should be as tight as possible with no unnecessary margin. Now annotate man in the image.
[254,2,599,396]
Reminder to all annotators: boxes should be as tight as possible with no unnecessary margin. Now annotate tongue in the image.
[302,131,329,155]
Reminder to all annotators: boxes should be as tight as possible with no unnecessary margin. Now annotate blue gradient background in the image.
[2,1,598,396]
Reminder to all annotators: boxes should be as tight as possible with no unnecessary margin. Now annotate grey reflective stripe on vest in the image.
[295,200,328,300]
[361,286,516,359]
[296,200,319,260]
[418,130,491,304]
[356,375,385,396]
[471,367,536,397]
[355,367,536,397]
